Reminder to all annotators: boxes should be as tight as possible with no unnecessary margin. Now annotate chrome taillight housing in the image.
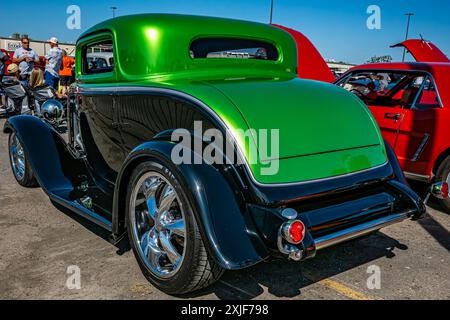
[281,219,306,244]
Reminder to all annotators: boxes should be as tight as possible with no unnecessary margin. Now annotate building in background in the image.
[326,59,356,77]
[0,34,76,56]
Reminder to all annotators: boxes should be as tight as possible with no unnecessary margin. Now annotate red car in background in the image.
[1,49,46,76]
[335,40,450,212]
[1,49,13,76]
[273,25,336,83]
[273,25,450,212]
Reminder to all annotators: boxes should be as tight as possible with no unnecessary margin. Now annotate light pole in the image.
[110,6,117,18]
[402,13,414,62]
[269,0,274,24]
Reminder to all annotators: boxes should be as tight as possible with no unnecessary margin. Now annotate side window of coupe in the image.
[82,39,114,74]
[190,38,279,61]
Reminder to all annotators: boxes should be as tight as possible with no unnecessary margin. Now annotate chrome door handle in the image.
[385,112,402,121]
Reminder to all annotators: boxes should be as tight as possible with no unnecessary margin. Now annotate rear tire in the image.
[8,132,38,187]
[126,159,224,294]
[435,156,450,214]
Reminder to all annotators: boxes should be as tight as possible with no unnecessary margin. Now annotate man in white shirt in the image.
[44,37,63,90]
[13,36,39,86]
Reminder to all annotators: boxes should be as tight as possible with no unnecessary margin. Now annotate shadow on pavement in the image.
[187,232,407,299]
[406,180,450,253]
[417,211,450,253]
[49,179,449,300]
[50,200,132,255]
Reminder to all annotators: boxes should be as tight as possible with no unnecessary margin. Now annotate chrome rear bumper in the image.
[314,209,415,251]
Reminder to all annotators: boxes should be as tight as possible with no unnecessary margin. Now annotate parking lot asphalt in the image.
[0,118,449,300]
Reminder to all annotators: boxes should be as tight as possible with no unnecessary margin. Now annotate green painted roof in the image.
[77,14,297,82]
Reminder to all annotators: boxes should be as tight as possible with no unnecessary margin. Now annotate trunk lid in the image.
[207,77,387,184]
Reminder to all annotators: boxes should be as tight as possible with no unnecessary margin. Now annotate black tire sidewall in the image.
[435,156,450,213]
[125,157,204,294]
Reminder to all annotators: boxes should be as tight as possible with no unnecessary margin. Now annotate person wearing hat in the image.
[5,63,20,78]
[44,37,63,90]
[1,63,25,113]
[1,63,19,109]
[13,36,40,86]
[2,63,21,85]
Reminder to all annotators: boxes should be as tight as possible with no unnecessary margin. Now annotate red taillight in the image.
[282,220,306,244]
[442,182,449,199]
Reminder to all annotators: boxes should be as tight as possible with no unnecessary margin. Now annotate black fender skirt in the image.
[3,116,113,230]
[113,140,268,270]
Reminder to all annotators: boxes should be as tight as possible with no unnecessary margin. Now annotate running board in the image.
[50,194,113,232]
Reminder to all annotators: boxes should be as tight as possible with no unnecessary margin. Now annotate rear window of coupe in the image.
[190,38,279,61]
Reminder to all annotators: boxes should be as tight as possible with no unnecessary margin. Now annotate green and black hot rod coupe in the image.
[4,14,425,294]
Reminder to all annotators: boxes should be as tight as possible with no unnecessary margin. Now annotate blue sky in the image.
[0,0,449,64]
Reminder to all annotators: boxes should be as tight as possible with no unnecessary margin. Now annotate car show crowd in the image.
[0,35,75,116]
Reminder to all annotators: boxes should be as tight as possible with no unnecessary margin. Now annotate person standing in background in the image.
[0,50,11,108]
[59,50,75,95]
[13,36,39,86]
[44,37,63,90]
[0,50,9,82]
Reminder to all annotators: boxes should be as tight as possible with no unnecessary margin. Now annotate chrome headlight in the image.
[41,99,64,121]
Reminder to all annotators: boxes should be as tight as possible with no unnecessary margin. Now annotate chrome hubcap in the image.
[130,172,186,278]
[9,133,26,181]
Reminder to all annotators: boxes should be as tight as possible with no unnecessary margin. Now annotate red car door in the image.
[368,104,406,150]
[394,77,440,175]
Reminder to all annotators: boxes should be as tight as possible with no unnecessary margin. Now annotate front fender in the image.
[112,140,268,270]
[3,116,85,197]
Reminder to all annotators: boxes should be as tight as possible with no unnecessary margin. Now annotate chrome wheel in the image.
[130,172,186,279]
[9,133,26,181]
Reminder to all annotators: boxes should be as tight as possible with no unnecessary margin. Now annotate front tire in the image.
[126,159,224,294]
[8,132,38,187]
[435,156,450,214]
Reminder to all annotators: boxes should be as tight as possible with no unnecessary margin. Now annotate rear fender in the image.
[384,140,426,218]
[112,139,268,270]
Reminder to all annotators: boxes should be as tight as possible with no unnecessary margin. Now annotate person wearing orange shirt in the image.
[59,50,75,95]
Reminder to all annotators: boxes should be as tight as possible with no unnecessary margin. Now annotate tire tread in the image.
[181,227,224,293]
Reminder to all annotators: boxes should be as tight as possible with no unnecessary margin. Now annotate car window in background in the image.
[82,39,114,74]
[337,70,441,109]
[414,77,441,110]
[87,57,108,69]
